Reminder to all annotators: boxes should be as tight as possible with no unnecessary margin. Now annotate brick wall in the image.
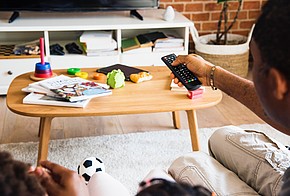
[159,0,267,37]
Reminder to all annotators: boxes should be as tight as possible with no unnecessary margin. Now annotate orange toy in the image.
[130,72,152,83]
[93,73,107,80]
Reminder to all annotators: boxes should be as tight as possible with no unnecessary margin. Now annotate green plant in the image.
[215,0,243,45]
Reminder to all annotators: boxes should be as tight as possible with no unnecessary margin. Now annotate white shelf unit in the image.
[0,9,194,95]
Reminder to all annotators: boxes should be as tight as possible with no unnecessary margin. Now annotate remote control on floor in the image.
[161,53,202,91]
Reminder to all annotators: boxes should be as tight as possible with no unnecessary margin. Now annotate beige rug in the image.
[0,123,289,194]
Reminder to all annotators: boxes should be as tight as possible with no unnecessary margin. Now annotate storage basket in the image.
[189,25,254,78]
[195,50,249,78]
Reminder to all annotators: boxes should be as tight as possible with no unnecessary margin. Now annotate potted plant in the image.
[191,0,253,77]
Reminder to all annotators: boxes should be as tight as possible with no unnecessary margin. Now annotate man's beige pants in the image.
[169,126,290,196]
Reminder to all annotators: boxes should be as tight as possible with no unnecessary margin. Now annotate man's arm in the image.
[172,54,288,134]
[214,66,288,134]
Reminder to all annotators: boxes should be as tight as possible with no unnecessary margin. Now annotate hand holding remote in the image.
[161,53,202,91]
[171,54,216,87]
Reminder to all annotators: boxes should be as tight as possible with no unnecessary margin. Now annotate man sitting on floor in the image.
[169,0,290,195]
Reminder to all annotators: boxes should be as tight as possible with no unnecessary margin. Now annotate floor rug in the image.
[1,123,289,194]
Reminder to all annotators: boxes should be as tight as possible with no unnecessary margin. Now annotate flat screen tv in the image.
[1,0,159,22]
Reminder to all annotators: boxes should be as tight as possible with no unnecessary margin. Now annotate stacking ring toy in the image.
[67,68,81,75]
[75,71,88,79]
[93,73,107,80]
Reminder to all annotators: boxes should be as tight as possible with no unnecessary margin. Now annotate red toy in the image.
[187,87,204,99]
[34,37,53,78]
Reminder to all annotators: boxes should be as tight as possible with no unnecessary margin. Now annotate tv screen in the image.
[0,0,159,12]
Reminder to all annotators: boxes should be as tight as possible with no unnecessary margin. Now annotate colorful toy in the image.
[93,72,106,80]
[34,37,53,79]
[130,72,153,83]
[67,68,81,75]
[75,71,88,79]
[77,157,105,184]
[187,87,204,99]
[107,69,125,89]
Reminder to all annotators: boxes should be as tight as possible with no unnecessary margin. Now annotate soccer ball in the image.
[77,157,105,184]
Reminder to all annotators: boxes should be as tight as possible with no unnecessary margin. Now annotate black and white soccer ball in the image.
[77,157,105,184]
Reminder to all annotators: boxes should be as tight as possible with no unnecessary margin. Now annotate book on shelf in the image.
[154,40,184,48]
[121,37,140,52]
[153,46,184,52]
[122,46,152,54]
[141,31,168,43]
[23,92,92,108]
[153,36,184,52]
[79,31,113,44]
[79,42,117,56]
[22,75,112,106]
[84,39,117,50]
[121,31,167,52]
[79,31,117,55]
[79,39,117,54]
[136,34,154,48]
[85,50,118,57]
[155,36,184,44]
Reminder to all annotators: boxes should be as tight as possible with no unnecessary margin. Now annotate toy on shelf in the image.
[30,37,56,81]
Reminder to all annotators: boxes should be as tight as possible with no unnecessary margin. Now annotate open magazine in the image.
[22,75,112,107]
[50,81,111,102]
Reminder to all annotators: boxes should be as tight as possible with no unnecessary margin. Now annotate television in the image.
[1,0,159,23]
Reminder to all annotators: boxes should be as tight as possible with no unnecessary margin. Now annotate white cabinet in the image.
[0,9,194,94]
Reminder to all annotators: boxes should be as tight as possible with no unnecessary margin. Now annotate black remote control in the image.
[161,53,202,91]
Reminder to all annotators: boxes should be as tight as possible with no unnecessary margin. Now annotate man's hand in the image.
[171,54,213,86]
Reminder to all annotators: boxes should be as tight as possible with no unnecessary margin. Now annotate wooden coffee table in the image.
[6,66,222,165]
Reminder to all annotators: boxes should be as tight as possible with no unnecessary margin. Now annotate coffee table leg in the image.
[186,110,200,151]
[37,117,53,165]
[172,111,181,129]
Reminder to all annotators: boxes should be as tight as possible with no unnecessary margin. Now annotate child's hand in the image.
[33,161,89,196]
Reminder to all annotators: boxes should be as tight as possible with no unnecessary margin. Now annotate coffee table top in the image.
[7,66,222,117]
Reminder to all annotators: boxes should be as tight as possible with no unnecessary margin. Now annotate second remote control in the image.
[161,53,202,91]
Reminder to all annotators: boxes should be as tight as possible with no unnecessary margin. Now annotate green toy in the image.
[107,69,125,89]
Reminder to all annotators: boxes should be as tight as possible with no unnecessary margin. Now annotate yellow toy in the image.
[130,72,153,83]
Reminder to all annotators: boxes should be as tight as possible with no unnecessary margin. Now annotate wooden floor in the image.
[0,70,264,144]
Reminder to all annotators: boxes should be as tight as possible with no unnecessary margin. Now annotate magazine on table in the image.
[50,80,112,102]
[30,74,110,90]
[22,75,112,107]
[23,92,92,108]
